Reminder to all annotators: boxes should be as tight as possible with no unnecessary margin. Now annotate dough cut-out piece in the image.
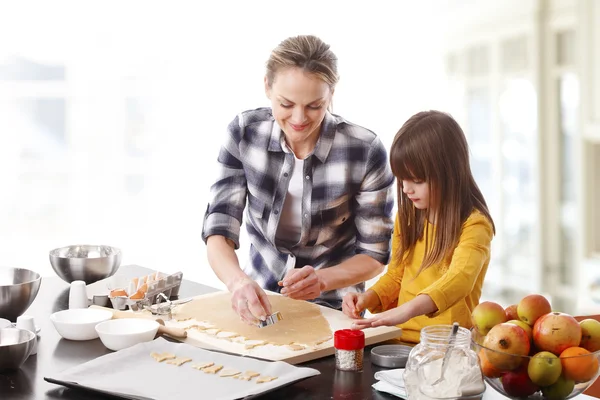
[166,357,192,366]
[191,362,214,370]
[287,344,304,351]
[150,352,176,362]
[219,368,241,377]
[203,364,224,374]
[256,376,278,384]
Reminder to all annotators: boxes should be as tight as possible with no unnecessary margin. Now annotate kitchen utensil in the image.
[0,267,42,322]
[431,322,459,385]
[49,245,121,285]
[371,344,412,368]
[50,308,113,340]
[88,305,187,339]
[95,318,160,351]
[0,328,36,371]
[257,311,283,328]
[69,280,89,309]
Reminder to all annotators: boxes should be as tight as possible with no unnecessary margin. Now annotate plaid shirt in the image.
[202,108,394,309]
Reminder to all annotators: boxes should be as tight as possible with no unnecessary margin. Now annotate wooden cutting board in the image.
[165,292,402,365]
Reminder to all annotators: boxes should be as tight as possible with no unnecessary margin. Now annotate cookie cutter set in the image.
[108,271,184,315]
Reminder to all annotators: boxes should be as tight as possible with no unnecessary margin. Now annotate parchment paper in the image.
[45,337,320,400]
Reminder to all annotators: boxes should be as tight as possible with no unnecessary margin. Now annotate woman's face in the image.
[265,67,332,147]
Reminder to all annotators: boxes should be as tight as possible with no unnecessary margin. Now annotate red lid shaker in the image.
[334,329,365,371]
[334,329,365,350]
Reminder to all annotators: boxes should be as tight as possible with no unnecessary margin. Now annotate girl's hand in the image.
[342,292,368,319]
[279,265,324,300]
[230,277,272,326]
[342,290,380,319]
[351,306,411,330]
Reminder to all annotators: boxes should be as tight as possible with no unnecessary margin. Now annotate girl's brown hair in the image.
[390,110,495,276]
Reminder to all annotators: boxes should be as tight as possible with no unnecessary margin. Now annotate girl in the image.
[342,110,495,343]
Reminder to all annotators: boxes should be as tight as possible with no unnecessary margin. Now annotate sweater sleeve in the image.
[368,213,404,313]
[418,213,493,317]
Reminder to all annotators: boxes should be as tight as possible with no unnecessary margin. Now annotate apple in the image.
[518,294,552,326]
[483,323,531,370]
[533,312,582,356]
[501,368,539,397]
[471,301,507,335]
[505,304,519,321]
[507,319,533,342]
[580,318,600,352]
[527,351,562,386]
[541,375,575,399]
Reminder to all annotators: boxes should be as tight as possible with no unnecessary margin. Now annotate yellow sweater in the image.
[369,210,493,343]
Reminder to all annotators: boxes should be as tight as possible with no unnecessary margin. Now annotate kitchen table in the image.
[0,265,596,400]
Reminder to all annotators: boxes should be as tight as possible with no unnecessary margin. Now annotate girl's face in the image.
[265,67,332,148]
[402,179,430,210]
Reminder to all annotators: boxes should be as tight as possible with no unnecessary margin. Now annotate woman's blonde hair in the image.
[265,35,339,89]
[390,110,495,276]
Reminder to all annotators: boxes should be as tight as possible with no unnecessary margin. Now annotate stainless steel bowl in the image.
[0,267,42,322]
[0,328,36,371]
[49,245,121,285]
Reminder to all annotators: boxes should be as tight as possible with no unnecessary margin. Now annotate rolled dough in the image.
[174,293,333,346]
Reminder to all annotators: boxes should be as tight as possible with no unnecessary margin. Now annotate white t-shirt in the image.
[275,155,304,246]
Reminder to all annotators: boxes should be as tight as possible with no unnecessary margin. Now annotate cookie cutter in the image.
[257,311,283,328]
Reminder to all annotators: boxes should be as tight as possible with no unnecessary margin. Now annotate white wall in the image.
[0,1,447,289]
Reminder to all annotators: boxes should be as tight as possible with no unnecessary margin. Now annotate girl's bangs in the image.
[391,140,427,182]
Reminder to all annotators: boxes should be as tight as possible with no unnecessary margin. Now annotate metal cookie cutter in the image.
[143,293,174,320]
[257,312,283,328]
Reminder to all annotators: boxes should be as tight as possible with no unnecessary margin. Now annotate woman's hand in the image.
[229,277,272,326]
[279,266,324,300]
[342,290,379,319]
[350,306,411,330]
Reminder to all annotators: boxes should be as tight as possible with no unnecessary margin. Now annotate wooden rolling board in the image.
[164,291,402,365]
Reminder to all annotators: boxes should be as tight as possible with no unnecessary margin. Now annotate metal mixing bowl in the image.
[0,267,42,322]
[0,328,36,371]
[49,245,121,285]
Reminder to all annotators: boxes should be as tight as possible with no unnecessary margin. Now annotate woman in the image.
[202,35,394,325]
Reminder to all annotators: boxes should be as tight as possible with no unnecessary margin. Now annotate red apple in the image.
[501,367,540,397]
[505,304,519,321]
[483,323,531,370]
[471,301,507,335]
[533,312,582,356]
[518,294,552,326]
[580,318,600,353]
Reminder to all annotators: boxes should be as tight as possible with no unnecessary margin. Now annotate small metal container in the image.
[371,344,412,368]
[0,328,36,372]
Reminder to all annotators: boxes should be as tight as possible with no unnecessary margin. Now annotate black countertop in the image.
[0,265,398,400]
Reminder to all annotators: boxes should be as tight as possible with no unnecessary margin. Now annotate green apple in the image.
[541,375,575,399]
[527,351,562,386]
[580,319,600,352]
[471,301,507,335]
[507,319,533,342]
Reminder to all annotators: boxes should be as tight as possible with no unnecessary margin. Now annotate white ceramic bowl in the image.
[50,308,113,341]
[95,319,159,351]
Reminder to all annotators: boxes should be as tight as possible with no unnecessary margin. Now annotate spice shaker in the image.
[334,329,365,372]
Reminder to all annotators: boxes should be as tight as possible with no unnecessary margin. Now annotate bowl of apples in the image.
[470,294,600,399]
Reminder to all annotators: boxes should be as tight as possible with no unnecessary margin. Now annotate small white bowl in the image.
[95,319,159,351]
[50,308,113,341]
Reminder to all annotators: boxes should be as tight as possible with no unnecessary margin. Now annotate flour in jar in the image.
[404,353,485,399]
